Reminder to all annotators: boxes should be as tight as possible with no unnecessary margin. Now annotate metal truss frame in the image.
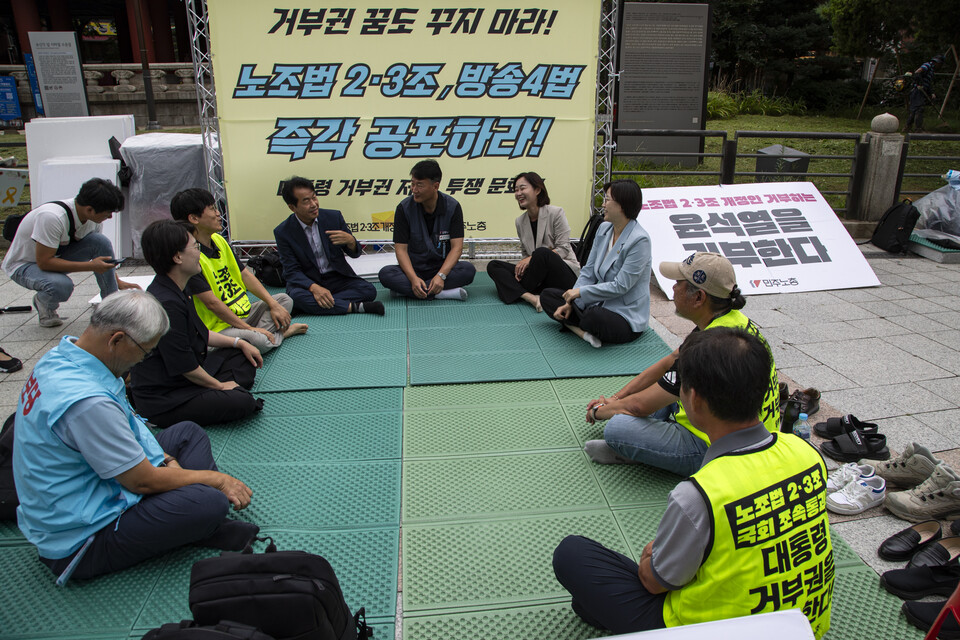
[185,0,230,239]
[593,0,618,213]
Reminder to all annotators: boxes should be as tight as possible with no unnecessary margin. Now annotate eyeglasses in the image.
[125,333,154,357]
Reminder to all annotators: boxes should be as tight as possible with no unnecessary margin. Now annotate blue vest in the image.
[400,192,457,272]
[13,336,165,559]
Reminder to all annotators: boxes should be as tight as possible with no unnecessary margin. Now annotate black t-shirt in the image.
[530,218,538,240]
[392,196,465,245]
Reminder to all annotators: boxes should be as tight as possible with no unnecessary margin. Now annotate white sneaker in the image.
[827,475,886,514]
[33,294,65,328]
[826,462,877,492]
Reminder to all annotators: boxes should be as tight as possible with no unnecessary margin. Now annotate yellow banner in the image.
[208,1,600,241]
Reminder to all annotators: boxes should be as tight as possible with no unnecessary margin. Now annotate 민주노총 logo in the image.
[751,278,799,288]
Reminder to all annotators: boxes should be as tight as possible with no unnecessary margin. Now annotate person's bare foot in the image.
[283,323,308,338]
[521,292,542,312]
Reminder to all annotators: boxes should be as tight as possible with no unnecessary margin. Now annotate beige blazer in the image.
[515,204,580,275]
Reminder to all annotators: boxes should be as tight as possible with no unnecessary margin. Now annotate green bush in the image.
[707,91,739,119]
[707,90,806,119]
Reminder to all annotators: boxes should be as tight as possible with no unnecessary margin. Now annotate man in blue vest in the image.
[13,289,258,581]
[554,327,833,638]
[378,160,475,300]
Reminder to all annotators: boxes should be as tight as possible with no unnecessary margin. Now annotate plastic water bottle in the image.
[793,412,811,441]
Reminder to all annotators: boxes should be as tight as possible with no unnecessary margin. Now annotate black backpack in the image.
[3,201,78,243]
[0,412,17,521]
[573,211,604,266]
[189,538,372,640]
[871,199,920,253]
[141,620,276,640]
[246,250,286,288]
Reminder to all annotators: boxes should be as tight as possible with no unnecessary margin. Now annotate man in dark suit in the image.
[273,176,383,316]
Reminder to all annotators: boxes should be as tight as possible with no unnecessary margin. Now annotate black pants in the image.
[378,261,476,298]
[553,535,667,634]
[41,422,247,581]
[288,270,377,315]
[147,349,261,428]
[487,247,577,304]
[540,288,641,344]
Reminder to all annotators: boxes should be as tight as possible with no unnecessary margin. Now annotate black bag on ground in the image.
[871,199,921,253]
[0,412,17,521]
[141,620,276,640]
[573,211,604,266]
[246,250,285,288]
[189,537,372,640]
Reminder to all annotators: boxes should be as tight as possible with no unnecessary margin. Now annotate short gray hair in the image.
[90,289,170,343]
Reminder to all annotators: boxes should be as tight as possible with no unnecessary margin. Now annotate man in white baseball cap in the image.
[582,252,781,476]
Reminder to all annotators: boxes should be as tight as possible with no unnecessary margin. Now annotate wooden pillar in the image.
[46,0,73,32]
[125,0,156,63]
[148,0,175,62]
[10,0,41,56]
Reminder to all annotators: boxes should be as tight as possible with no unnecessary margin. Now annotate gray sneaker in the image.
[32,294,64,328]
[884,463,960,522]
[874,442,942,488]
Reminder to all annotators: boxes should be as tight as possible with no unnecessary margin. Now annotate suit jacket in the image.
[515,204,580,275]
[273,211,362,293]
[574,218,651,333]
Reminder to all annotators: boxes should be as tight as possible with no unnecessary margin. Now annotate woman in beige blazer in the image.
[487,172,581,311]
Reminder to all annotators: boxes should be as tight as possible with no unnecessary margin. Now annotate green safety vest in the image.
[193,233,251,333]
[663,433,833,638]
[673,309,781,442]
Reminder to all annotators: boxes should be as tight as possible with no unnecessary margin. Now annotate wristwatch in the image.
[438,272,447,281]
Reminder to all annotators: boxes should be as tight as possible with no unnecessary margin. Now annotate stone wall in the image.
[0,63,201,128]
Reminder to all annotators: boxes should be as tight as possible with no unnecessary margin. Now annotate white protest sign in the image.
[638,182,880,299]
[0,168,27,208]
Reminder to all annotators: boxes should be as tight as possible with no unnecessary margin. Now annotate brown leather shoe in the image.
[787,387,820,416]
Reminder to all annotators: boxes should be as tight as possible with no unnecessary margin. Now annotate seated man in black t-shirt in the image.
[378,160,475,300]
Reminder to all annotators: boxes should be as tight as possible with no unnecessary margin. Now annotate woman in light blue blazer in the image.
[540,180,651,347]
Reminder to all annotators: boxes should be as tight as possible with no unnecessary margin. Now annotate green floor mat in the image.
[252,355,407,392]
[830,529,865,570]
[403,406,576,458]
[612,505,669,558]
[403,602,599,640]
[132,528,399,630]
[295,304,408,331]
[218,412,402,464]
[0,518,26,543]
[285,329,406,358]
[402,510,628,613]
[402,452,606,523]
[233,387,403,419]
[542,331,673,379]
[561,404,603,445]
[410,350,554,385]
[404,379,558,410]
[591,461,684,508]
[408,303,526,329]
[219,461,401,531]
[824,567,922,640]
[409,324,539,355]
[0,544,166,638]
[550,376,635,403]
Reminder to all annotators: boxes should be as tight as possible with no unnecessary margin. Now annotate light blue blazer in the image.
[574,218,651,333]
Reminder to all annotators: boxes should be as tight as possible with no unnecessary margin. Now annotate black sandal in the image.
[813,414,879,439]
[820,430,890,462]
[0,347,22,373]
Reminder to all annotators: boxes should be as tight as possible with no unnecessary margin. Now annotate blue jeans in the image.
[10,232,117,310]
[603,403,709,477]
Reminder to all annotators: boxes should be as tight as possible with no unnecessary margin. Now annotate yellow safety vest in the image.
[663,433,833,638]
[193,233,251,333]
[674,310,781,442]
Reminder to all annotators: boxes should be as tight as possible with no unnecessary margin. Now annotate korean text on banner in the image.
[207,2,601,242]
[642,182,880,298]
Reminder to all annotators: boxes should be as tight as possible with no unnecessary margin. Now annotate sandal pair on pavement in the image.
[816,414,889,462]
